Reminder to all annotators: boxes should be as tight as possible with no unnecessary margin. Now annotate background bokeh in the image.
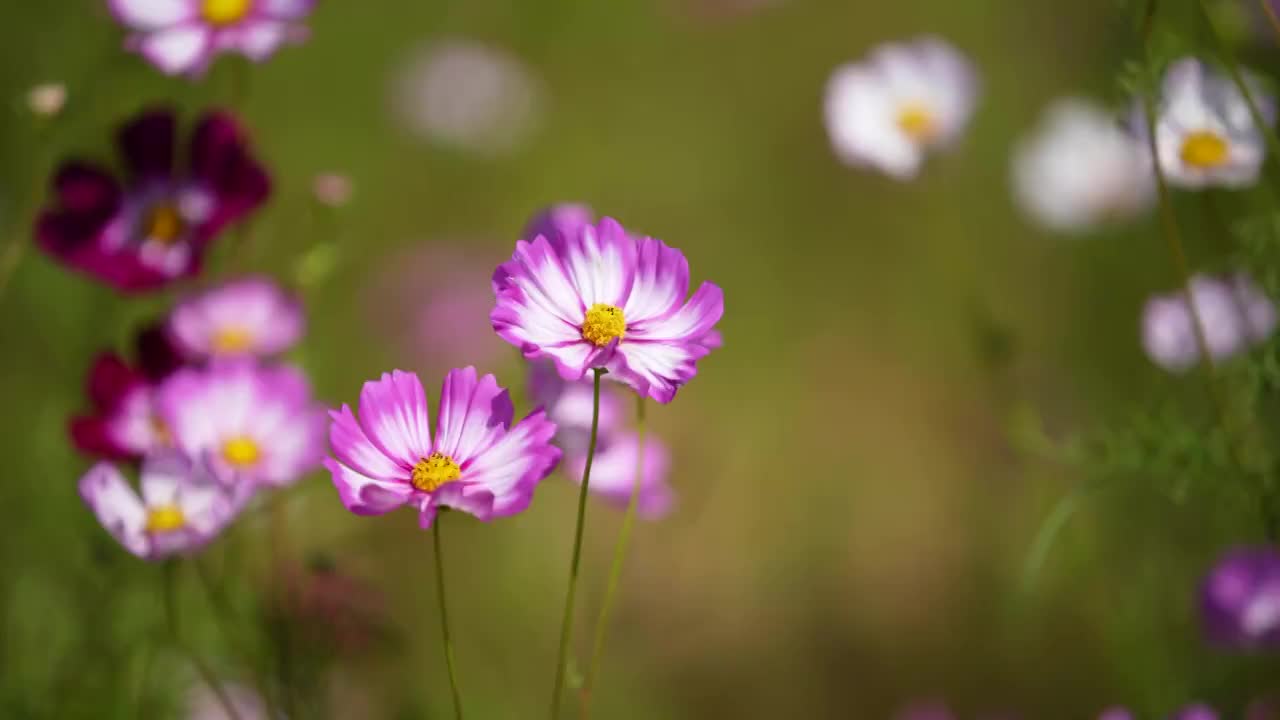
[2,0,1280,717]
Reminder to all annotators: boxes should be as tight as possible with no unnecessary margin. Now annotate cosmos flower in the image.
[79,451,238,560]
[1013,98,1154,233]
[108,0,315,77]
[1141,273,1276,372]
[36,107,269,292]
[168,275,304,361]
[391,38,544,155]
[1136,57,1275,189]
[71,323,185,461]
[325,367,560,529]
[492,217,724,403]
[157,363,327,492]
[824,36,978,180]
[529,360,674,518]
[1201,546,1280,648]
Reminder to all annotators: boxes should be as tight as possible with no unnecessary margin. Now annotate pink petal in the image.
[109,0,197,29]
[462,409,560,516]
[357,371,433,467]
[329,405,406,479]
[622,235,689,325]
[434,367,514,462]
[136,24,213,76]
[327,458,413,516]
[79,462,149,557]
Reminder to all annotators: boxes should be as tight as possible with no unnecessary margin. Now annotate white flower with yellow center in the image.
[824,36,979,180]
[1013,99,1155,233]
[1141,57,1276,189]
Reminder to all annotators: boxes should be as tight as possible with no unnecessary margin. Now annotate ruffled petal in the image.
[328,405,406,480]
[117,108,177,181]
[327,458,413,516]
[560,218,636,307]
[108,0,197,29]
[356,371,433,467]
[79,462,149,557]
[567,431,673,520]
[433,367,514,462]
[461,409,560,517]
[135,24,214,76]
[621,235,689,325]
[610,340,707,403]
[630,281,724,344]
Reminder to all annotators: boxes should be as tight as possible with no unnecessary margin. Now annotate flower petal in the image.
[117,108,177,181]
[108,0,197,29]
[622,235,689,325]
[136,24,214,76]
[560,218,636,307]
[79,462,149,557]
[328,405,406,480]
[356,370,433,467]
[567,431,674,520]
[327,458,413,516]
[461,408,560,517]
[434,366,514,462]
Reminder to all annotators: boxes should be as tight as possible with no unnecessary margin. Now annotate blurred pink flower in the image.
[364,243,510,374]
[312,173,353,207]
[186,681,269,720]
[390,38,544,155]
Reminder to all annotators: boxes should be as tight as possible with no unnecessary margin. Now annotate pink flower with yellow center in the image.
[169,275,305,361]
[492,217,724,403]
[325,367,560,529]
[108,0,315,77]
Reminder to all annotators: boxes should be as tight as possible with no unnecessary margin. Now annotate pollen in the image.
[150,415,172,446]
[222,436,262,467]
[212,326,255,354]
[202,0,253,25]
[144,204,185,243]
[896,103,939,143]
[411,452,461,493]
[582,303,626,347]
[1179,130,1230,169]
[145,504,186,533]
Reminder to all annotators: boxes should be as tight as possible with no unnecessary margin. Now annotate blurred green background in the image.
[3,0,1280,717]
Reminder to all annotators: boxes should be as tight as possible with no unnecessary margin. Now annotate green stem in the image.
[432,515,464,720]
[581,395,646,718]
[193,557,279,719]
[549,368,605,720]
[163,561,243,720]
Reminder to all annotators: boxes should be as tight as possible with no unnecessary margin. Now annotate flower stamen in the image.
[1180,130,1230,169]
[202,0,254,25]
[144,204,185,244]
[212,326,254,354]
[896,103,939,143]
[582,303,626,347]
[145,504,186,533]
[222,436,262,467]
[412,452,461,492]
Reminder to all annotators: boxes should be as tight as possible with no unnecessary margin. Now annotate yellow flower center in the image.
[145,504,186,533]
[144,204,185,244]
[202,0,254,25]
[581,303,626,347]
[1180,130,1230,169]
[222,436,262,467]
[411,452,461,493]
[151,415,172,446]
[212,326,255,354]
[896,103,939,143]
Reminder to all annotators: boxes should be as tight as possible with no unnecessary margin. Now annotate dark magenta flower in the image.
[1201,546,1280,648]
[70,322,185,461]
[36,107,269,292]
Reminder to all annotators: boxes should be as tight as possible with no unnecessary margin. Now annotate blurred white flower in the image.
[1013,99,1154,233]
[824,36,978,180]
[27,83,66,118]
[1135,57,1275,190]
[391,39,544,155]
[1142,273,1276,372]
[312,173,353,207]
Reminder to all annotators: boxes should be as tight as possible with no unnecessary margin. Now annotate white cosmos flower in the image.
[1137,57,1276,190]
[824,36,978,180]
[1013,99,1154,233]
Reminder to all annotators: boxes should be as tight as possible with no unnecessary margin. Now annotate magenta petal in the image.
[434,367,514,461]
[430,482,496,520]
[329,405,409,480]
[357,370,433,467]
[117,108,177,181]
[70,416,134,460]
[85,353,145,409]
[135,323,185,381]
[327,458,412,516]
[53,162,122,215]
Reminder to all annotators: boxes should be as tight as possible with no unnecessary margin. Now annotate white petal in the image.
[109,0,197,29]
[137,25,213,76]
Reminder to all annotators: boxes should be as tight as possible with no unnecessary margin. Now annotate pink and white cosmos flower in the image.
[325,367,560,529]
[492,217,724,403]
[108,0,315,77]
[168,275,305,361]
[157,363,327,492]
[79,451,238,560]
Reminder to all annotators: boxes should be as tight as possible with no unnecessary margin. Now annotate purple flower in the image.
[169,275,304,361]
[1141,272,1276,372]
[79,451,238,560]
[157,363,327,491]
[492,217,725,403]
[109,0,315,77]
[325,367,561,529]
[1201,546,1280,648]
[1172,704,1219,720]
[36,108,269,292]
[566,432,674,519]
[70,323,185,461]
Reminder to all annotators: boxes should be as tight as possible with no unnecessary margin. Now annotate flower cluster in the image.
[1141,272,1276,372]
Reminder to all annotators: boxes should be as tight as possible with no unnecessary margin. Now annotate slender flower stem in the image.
[549,368,605,720]
[581,394,647,718]
[432,515,465,720]
[163,561,243,720]
[1262,0,1280,39]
